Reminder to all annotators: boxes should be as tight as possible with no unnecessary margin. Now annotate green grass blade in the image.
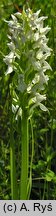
[20,109,29,199]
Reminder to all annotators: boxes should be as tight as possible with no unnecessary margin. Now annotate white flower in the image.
[4,52,14,64]
[7,42,15,51]
[5,65,13,75]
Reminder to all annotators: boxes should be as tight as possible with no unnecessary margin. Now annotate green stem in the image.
[27,118,34,199]
[10,91,18,199]
[20,109,29,200]
[51,117,53,148]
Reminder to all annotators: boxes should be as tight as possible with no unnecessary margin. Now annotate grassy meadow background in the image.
[0,0,56,199]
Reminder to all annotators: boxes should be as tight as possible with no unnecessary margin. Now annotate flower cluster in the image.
[4,8,52,115]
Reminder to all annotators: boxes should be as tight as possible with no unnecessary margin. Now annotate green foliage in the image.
[0,0,56,200]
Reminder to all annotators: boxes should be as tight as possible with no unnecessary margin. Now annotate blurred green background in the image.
[0,0,56,199]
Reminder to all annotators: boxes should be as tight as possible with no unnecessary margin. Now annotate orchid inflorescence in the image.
[4,8,52,115]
